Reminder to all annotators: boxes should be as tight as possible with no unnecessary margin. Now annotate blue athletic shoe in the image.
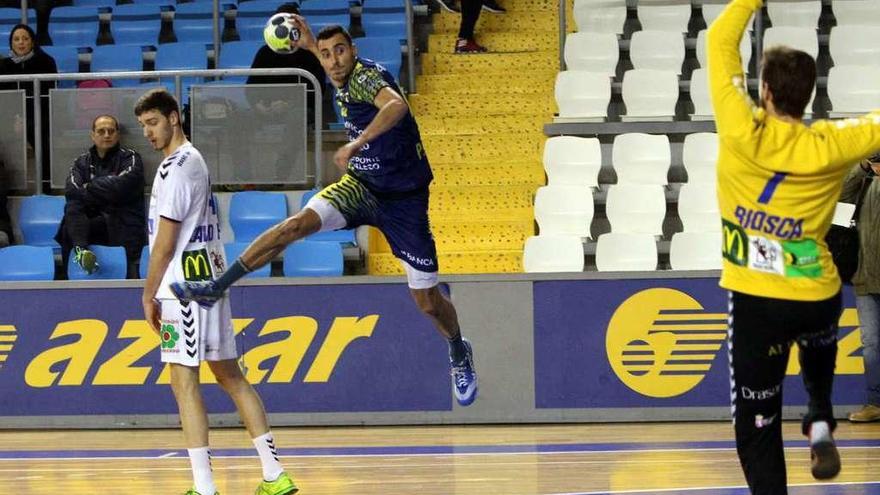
[451,338,478,406]
[169,280,224,309]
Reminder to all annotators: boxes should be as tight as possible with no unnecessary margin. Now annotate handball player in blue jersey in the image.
[171,20,478,406]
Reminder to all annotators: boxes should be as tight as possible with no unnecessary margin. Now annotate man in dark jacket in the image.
[55,115,146,278]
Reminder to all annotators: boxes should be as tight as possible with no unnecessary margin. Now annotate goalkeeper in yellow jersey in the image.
[709,0,880,493]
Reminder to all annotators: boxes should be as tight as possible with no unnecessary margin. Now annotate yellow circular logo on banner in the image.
[606,288,728,398]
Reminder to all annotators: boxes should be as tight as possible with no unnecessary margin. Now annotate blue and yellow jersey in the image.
[709,0,880,301]
[335,58,432,194]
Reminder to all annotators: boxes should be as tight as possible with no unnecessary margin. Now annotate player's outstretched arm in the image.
[290,14,319,59]
[707,0,762,139]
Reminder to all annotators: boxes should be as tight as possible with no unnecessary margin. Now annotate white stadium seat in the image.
[670,232,722,270]
[573,0,627,34]
[828,65,880,117]
[762,26,819,59]
[564,31,620,77]
[555,70,611,121]
[829,26,880,68]
[612,133,671,186]
[543,136,602,188]
[689,68,713,120]
[621,69,679,121]
[534,185,595,238]
[523,235,585,273]
[832,0,880,27]
[766,0,821,28]
[637,0,692,33]
[606,184,666,235]
[596,233,659,271]
[696,29,752,71]
[682,132,719,183]
[630,30,686,73]
[678,183,721,232]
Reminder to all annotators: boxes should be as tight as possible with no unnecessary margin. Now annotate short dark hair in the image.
[134,88,180,119]
[275,2,300,14]
[91,114,118,131]
[761,46,816,119]
[316,25,352,46]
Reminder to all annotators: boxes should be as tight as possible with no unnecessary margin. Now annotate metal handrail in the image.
[0,67,323,190]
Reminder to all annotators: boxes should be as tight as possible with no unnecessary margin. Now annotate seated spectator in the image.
[245,2,325,128]
[0,24,57,191]
[55,115,146,279]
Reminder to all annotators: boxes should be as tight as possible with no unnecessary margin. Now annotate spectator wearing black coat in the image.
[55,115,147,279]
[0,23,57,191]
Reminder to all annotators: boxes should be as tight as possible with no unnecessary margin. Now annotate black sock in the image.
[214,258,251,291]
[448,332,467,363]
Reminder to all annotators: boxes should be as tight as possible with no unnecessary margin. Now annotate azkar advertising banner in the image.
[534,278,864,408]
[0,284,452,416]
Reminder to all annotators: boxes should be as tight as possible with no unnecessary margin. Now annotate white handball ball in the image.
[263,13,301,54]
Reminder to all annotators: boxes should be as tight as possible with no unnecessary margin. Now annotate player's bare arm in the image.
[289,14,319,58]
[333,87,409,169]
[142,216,182,333]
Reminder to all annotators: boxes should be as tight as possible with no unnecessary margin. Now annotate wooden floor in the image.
[0,422,878,494]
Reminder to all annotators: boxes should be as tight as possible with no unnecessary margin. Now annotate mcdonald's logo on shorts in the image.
[182,248,213,282]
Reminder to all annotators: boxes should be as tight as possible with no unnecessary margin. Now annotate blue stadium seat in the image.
[217,40,261,83]
[48,6,100,47]
[129,0,175,5]
[362,8,406,40]
[224,242,271,278]
[156,41,208,104]
[139,244,149,278]
[174,2,223,43]
[73,0,115,7]
[300,0,349,16]
[298,189,357,245]
[355,36,402,80]
[42,45,80,88]
[0,8,36,29]
[229,191,287,242]
[67,245,127,280]
[90,44,144,87]
[18,195,64,248]
[283,241,343,277]
[308,13,350,33]
[0,246,55,281]
[234,0,282,41]
[110,4,162,46]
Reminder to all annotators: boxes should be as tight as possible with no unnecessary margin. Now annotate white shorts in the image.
[159,297,237,366]
[305,195,439,290]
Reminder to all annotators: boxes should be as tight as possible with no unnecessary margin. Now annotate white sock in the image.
[187,447,217,495]
[253,431,284,482]
[810,421,831,445]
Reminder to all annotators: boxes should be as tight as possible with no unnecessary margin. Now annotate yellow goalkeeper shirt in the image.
[708,0,880,301]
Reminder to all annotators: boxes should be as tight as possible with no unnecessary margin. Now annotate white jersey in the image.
[148,142,226,300]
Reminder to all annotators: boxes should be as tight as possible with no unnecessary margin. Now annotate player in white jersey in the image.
[137,89,298,495]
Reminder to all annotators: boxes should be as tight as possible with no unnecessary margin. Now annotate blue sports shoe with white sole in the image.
[451,338,478,406]
[170,280,224,309]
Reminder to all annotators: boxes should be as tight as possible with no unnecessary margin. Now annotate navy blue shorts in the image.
[315,174,438,273]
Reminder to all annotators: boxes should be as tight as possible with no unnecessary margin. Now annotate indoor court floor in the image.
[0,422,878,494]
